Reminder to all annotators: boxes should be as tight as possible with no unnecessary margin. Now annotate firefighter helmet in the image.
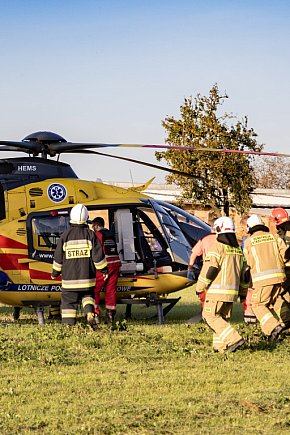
[246,214,265,231]
[70,204,89,224]
[213,217,235,234]
[269,208,289,226]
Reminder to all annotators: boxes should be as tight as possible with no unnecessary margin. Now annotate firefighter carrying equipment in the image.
[243,227,290,337]
[196,237,248,353]
[196,241,249,301]
[243,230,287,287]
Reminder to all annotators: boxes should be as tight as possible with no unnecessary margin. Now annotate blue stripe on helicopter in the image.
[0,283,153,292]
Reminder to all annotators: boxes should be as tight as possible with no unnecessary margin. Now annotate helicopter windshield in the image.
[142,200,192,265]
[154,200,211,245]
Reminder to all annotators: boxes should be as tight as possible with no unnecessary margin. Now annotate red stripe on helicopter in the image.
[0,235,27,249]
[0,254,29,270]
[29,269,59,281]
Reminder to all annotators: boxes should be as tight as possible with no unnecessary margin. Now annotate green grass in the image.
[0,287,290,434]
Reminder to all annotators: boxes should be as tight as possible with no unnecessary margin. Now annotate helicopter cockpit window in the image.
[141,199,192,266]
[32,215,69,251]
[135,209,165,253]
[155,200,211,245]
[133,208,172,270]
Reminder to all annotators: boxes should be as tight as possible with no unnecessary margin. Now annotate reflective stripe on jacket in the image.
[243,231,287,286]
[52,224,107,290]
[196,241,248,302]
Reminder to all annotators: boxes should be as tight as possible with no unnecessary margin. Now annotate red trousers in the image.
[95,262,120,313]
[242,288,257,323]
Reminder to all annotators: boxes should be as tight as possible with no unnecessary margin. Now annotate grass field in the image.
[0,287,290,434]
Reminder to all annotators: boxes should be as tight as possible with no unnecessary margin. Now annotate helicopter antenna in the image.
[130,169,134,187]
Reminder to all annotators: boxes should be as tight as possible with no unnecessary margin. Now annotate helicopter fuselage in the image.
[0,158,210,308]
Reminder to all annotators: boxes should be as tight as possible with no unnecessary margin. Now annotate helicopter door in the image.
[0,182,5,220]
[147,200,192,265]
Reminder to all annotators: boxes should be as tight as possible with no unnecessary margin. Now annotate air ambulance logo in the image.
[47,183,67,203]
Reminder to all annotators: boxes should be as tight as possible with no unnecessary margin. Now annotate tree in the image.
[156,84,263,216]
[253,156,290,189]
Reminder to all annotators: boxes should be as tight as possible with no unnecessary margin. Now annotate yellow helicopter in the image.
[0,131,215,324]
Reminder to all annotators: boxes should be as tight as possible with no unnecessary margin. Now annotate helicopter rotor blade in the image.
[48,142,290,158]
[65,149,199,179]
[0,131,289,158]
[0,141,43,154]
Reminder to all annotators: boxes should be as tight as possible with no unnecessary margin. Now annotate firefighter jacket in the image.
[52,224,107,290]
[243,230,287,287]
[96,229,121,266]
[195,240,249,302]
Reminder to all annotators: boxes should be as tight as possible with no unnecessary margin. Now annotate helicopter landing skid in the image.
[120,296,181,325]
[21,301,53,325]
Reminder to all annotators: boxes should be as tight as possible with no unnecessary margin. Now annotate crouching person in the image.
[196,217,248,353]
[51,204,108,329]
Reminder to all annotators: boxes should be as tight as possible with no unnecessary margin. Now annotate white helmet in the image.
[246,214,264,231]
[213,217,235,234]
[70,204,89,224]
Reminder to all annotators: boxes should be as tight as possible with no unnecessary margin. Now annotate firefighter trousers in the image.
[95,262,120,313]
[61,288,95,326]
[202,299,243,353]
[251,283,290,335]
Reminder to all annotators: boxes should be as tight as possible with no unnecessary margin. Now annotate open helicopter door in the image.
[114,209,144,274]
[145,200,192,266]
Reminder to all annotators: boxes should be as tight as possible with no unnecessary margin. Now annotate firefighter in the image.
[269,207,290,328]
[195,217,248,353]
[51,204,108,329]
[187,227,216,321]
[90,217,121,323]
[243,214,290,340]
[269,207,290,241]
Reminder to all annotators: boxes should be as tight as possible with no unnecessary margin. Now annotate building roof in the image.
[105,182,290,214]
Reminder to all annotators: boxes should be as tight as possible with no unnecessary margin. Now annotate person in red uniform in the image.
[90,217,121,323]
[187,230,216,307]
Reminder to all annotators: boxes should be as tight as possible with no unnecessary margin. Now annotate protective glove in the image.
[187,269,195,282]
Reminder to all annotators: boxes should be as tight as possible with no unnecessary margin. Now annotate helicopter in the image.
[0,131,216,324]
[0,131,284,324]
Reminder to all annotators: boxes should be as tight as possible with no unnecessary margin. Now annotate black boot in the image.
[105,310,116,324]
[87,312,99,331]
[269,324,283,341]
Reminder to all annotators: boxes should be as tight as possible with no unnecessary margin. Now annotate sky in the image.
[0,0,289,183]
